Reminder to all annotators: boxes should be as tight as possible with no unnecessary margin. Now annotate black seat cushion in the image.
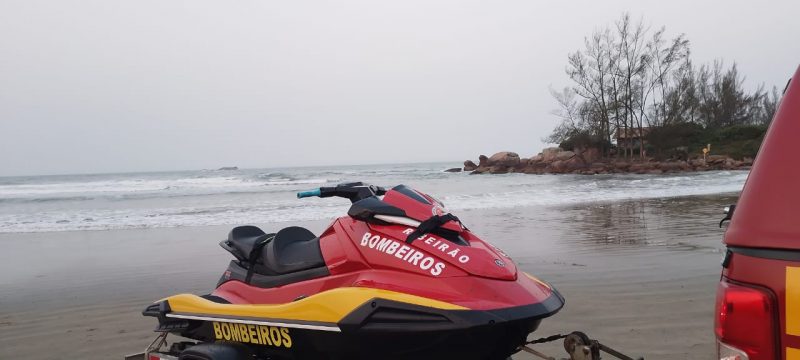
[264,226,325,274]
[226,225,268,260]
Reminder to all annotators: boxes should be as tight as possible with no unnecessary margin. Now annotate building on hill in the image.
[615,127,652,149]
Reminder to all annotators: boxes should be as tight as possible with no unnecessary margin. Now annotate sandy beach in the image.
[0,194,734,360]
[2,0,790,357]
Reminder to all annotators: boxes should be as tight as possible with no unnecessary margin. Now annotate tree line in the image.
[547,13,782,159]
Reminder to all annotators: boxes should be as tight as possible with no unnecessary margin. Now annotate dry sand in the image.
[0,194,735,359]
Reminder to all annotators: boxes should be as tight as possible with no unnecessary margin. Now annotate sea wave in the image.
[0,200,343,233]
[0,166,749,233]
[0,174,338,203]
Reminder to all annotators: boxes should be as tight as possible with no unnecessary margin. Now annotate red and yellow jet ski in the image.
[141,182,564,360]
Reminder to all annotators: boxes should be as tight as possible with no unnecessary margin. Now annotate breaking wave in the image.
[0,164,748,233]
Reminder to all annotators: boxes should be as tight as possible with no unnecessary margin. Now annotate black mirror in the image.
[719,204,736,228]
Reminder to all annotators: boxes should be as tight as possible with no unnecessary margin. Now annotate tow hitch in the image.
[518,332,643,360]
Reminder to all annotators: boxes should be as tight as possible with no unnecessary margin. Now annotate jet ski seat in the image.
[226,226,274,264]
[225,225,325,276]
[266,226,325,274]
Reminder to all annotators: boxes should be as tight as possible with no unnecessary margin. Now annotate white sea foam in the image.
[0,165,748,233]
[0,174,336,202]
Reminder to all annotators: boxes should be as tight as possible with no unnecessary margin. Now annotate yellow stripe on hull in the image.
[788,267,800,336]
[787,347,800,360]
[523,272,551,290]
[164,287,466,324]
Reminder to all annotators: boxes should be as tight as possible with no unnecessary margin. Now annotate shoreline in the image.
[0,189,743,236]
[0,194,733,359]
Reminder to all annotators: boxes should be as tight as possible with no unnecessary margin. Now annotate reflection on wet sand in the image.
[557,193,738,250]
[463,193,737,260]
[505,194,738,360]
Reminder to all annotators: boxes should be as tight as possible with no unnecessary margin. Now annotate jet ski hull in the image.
[146,290,564,360]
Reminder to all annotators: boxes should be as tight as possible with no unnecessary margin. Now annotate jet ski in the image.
[140,182,565,360]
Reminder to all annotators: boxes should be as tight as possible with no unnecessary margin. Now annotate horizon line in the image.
[0,159,466,178]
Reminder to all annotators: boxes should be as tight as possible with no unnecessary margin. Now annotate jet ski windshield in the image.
[300,183,468,245]
[381,185,462,231]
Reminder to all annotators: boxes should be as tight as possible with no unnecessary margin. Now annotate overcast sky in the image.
[1,0,797,176]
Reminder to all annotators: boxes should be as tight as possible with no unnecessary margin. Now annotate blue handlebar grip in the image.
[297,189,322,198]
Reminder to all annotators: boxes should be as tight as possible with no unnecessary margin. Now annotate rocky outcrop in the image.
[478,155,489,167]
[628,162,652,173]
[541,147,562,162]
[445,167,462,173]
[613,162,630,171]
[488,152,521,167]
[463,160,478,172]
[706,155,728,164]
[564,156,587,169]
[555,151,576,161]
[578,147,602,163]
[463,147,753,175]
[470,151,522,174]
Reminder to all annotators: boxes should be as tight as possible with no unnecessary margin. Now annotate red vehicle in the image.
[716,65,800,360]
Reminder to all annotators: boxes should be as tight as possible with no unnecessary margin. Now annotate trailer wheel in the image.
[178,343,252,360]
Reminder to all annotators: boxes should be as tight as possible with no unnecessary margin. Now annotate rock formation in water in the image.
[464,148,752,175]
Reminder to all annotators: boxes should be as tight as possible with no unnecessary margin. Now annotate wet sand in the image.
[0,194,736,359]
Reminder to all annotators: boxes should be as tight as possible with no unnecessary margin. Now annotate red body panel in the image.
[363,222,516,280]
[215,268,553,311]
[720,66,800,360]
[725,66,800,250]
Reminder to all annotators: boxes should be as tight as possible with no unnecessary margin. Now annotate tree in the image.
[660,60,699,125]
[695,61,765,128]
[754,86,781,125]
[554,13,690,158]
[564,30,615,154]
[546,87,608,151]
[549,13,778,160]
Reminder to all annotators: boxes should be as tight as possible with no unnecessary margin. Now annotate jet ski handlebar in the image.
[296,189,322,198]
[297,182,387,203]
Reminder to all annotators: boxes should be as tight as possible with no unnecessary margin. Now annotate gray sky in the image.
[1,0,798,176]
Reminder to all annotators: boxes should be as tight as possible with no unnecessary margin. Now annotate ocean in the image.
[0,162,749,233]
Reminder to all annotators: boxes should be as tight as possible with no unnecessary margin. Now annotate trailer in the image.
[126,330,643,360]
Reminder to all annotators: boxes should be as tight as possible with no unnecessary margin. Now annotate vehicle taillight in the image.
[714,279,776,360]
